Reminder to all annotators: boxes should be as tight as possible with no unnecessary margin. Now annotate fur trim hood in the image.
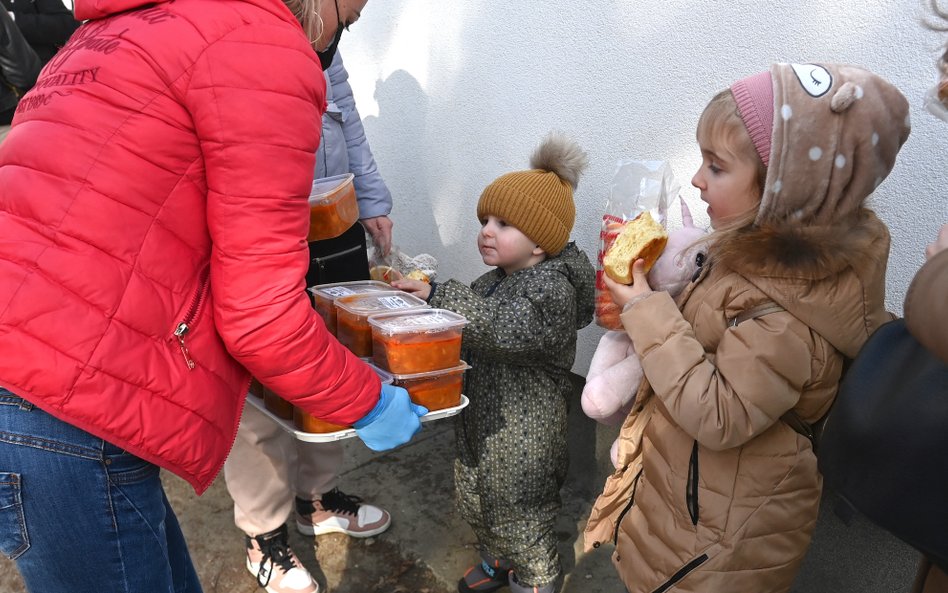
[712,209,891,358]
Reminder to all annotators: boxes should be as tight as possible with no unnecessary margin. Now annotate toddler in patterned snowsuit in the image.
[394,133,595,593]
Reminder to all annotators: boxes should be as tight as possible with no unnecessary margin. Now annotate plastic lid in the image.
[309,172,354,205]
[334,290,428,316]
[367,308,468,335]
[308,280,391,300]
[364,360,394,385]
[389,361,471,381]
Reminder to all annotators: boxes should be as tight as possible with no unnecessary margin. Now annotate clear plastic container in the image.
[392,362,470,412]
[308,280,391,335]
[294,365,394,433]
[335,291,429,357]
[369,309,468,374]
[308,173,359,241]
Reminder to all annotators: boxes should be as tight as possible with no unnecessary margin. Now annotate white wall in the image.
[341,0,948,374]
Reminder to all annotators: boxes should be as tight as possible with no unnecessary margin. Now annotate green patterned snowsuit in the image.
[429,242,595,586]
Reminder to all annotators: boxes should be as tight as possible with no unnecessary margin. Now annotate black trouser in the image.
[305,221,370,288]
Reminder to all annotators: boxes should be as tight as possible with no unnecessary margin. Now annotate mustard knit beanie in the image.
[476,132,588,256]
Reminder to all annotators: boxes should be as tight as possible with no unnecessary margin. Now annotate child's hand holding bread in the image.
[603,211,668,284]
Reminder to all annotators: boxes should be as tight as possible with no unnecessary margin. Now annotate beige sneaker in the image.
[245,525,319,593]
[295,488,391,538]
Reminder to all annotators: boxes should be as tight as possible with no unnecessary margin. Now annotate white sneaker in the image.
[245,525,319,593]
[295,488,391,538]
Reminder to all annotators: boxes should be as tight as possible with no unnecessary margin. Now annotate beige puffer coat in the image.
[585,210,891,593]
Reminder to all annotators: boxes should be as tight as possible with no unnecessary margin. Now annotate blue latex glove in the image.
[354,384,427,451]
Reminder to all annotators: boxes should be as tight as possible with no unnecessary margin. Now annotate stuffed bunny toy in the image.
[581,199,706,466]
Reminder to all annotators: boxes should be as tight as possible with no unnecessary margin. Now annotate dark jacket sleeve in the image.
[904,249,948,365]
[0,7,40,91]
[7,0,78,50]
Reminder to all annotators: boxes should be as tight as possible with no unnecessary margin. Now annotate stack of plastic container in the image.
[333,291,429,358]
[368,309,469,411]
[256,283,470,436]
[293,367,394,434]
[308,280,391,335]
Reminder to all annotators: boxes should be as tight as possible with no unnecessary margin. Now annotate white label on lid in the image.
[324,287,355,297]
[379,296,412,309]
[391,314,448,327]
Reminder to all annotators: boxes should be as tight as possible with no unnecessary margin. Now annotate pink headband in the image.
[731,70,774,167]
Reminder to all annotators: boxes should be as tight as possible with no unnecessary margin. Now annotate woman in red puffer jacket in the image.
[0,1,423,591]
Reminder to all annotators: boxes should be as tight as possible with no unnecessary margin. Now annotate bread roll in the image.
[603,212,668,284]
[406,270,430,283]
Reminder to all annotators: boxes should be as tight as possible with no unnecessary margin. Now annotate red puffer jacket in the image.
[0,0,379,493]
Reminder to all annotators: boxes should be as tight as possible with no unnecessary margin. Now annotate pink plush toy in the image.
[581,199,706,466]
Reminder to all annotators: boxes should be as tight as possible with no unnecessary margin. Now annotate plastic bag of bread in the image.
[368,243,437,285]
[596,160,679,330]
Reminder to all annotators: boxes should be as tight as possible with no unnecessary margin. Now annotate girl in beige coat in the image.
[585,63,910,593]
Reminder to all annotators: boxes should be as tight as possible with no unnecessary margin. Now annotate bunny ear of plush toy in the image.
[645,198,707,297]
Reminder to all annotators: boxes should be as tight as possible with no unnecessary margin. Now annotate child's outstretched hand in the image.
[603,259,653,309]
[391,278,432,301]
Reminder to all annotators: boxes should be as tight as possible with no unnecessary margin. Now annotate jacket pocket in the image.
[305,225,369,287]
[651,552,710,593]
[0,472,29,560]
[612,468,643,546]
[686,440,699,525]
[170,266,210,371]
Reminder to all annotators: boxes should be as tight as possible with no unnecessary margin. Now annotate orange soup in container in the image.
[334,291,428,357]
[294,365,393,433]
[308,173,359,241]
[368,309,467,374]
[263,387,294,419]
[391,362,470,412]
[308,280,390,335]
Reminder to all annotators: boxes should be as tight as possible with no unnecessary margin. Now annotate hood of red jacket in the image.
[74,0,293,23]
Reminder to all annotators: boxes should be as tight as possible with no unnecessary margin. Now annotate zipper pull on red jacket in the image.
[174,323,196,370]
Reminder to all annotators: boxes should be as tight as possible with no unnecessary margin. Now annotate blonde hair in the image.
[694,89,769,254]
[283,0,323,47]
[697,89,768,194]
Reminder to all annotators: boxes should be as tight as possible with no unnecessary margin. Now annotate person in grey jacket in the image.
[395,133,597,593]
[315,50,394,257]
[223,1,399,585]
[0,5,40,125]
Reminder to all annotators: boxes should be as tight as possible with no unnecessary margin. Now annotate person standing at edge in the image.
[223,2,406,592]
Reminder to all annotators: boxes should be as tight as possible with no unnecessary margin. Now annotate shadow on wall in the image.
[361,69,444,262]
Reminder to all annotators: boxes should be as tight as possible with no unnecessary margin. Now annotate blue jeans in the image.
[0,388,202,593]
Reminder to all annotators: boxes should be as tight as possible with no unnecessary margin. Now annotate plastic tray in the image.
[246,393,469,443]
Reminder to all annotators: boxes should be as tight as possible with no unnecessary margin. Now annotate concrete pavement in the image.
[0,376,921,592]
